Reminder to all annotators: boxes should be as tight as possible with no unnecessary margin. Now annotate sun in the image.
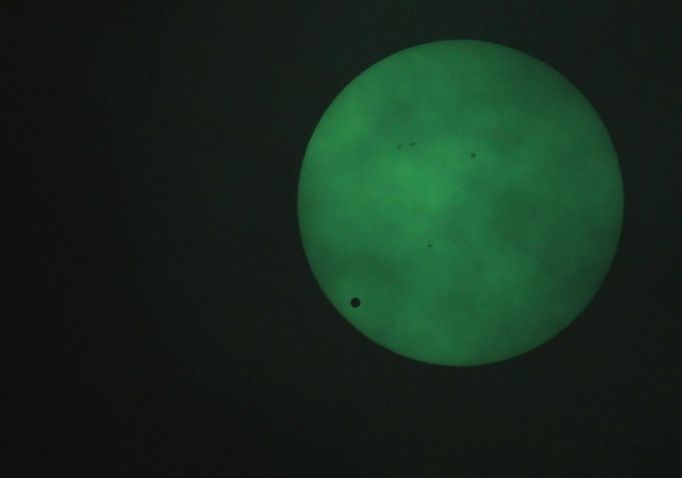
[297,40,623,366]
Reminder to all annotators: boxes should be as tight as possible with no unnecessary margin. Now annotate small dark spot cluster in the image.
[471,152,477,158]
[426,240,457,247]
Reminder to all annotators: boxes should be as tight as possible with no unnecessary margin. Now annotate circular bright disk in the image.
[297,40,623,366]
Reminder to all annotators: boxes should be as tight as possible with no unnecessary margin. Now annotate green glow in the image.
[297,40,623,366]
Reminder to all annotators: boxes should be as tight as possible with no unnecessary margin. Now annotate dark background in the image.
[7,1,681,476]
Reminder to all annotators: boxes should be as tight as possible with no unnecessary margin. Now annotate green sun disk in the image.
[297,40,623,366]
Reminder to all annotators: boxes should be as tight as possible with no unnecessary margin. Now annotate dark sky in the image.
[8,1,681,476]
